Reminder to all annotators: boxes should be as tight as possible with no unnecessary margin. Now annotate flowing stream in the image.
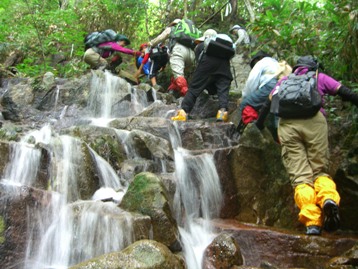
[1,71,223,269]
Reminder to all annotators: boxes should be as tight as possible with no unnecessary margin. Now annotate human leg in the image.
[214,75,232,122]
[278,119,323,233]
[314,176,340,232]
[83,48,107,69]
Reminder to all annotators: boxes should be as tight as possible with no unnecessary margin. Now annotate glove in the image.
[337,85,358,107]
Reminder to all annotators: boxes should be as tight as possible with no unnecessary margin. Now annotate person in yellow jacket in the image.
[255,55,358,235]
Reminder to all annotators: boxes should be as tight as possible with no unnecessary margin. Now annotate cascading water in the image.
[170,128,223,269]
[1,70,224,269]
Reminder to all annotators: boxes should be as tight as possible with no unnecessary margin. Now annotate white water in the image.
[1,71,224,269]
[2,125,52,187]
[170,122,223,269]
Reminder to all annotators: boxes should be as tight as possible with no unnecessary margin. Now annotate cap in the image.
[139,43,148,50]
[292,55,320,72]
[249,51,271,69]
[194,29,217,43]
[229,25,241,33]
[116,34,130,45]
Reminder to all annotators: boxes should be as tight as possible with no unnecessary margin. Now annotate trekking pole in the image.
[230,60,239,91]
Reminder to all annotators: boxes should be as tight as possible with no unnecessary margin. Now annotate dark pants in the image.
[149,55,168,79]
[181,59,232,113]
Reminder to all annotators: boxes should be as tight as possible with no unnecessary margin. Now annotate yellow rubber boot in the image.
[171,109,187,121]
[216,109,228,122]
[294,184,322,228]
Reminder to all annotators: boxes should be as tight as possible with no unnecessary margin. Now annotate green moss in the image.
[0,216,5,244]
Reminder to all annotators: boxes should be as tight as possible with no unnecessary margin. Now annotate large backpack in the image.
[149,44,168,61]
[84,29,117,51]
[170,19,201,49]
[270,71,322,118]
[203,34,235,60]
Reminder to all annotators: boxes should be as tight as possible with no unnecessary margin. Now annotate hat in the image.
[229,25,241,33]
[169,19,181,26]
[139,43,148,50]
[249,51,271,69]
[195,29,217,44]
[292,55,320,72]
[116,34,130,45]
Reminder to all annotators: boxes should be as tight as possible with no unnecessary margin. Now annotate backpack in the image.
[170,19,201,49]
[84,29,117,51]
[270,71,322,118]
[203,34,235,60]
[149,44,168,61]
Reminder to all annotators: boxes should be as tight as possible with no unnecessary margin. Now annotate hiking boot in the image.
[216,108,228,122]
[171,109,187,121]
[306,225,321,235]
[323,199,340,232]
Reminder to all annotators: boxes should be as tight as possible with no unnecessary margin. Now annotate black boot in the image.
[323,199,340,232]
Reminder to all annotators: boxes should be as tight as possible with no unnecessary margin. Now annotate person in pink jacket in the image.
[84,34,141,72]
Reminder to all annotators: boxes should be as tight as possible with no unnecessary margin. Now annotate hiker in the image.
[255,55,358,235]
[83,34,140,72]
[238,51,290,134]
[135,43,152,78]
[134,43,169,90]
[171,29,234,122]
[146,18,200,96]
[229,24,250,53]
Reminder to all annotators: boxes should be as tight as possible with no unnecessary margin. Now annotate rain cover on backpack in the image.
[170,19,201,49]
[203,34,235,59]
[270,71,322,118]
[84,29,117,50]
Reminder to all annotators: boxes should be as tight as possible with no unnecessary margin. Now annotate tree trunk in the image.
[244,0,255,22]
[230,0,238,22]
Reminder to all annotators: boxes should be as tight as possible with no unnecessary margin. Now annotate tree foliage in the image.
[0,0,356,84]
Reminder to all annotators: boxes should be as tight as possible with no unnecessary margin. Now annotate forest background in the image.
[0,0,357,87]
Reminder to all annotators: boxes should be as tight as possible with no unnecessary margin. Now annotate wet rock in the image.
[0,184,53,269]
[202,232,244,268]
[69,239,185,269]
[212,219,358,269]
[62,125,127,173]
[120,172,181,251]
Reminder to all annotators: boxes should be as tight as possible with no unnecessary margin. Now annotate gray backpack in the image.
[270,71,322,118]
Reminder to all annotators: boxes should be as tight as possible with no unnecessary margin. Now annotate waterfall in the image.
[170,124,223,269]
[87,146,124,191]
[2,125,52,187]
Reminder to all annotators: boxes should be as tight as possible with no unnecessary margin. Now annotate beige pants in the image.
[169,43,195,78]
[278,112,330,187]
[83,48,108,69]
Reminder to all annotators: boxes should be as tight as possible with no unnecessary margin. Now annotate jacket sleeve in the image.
[255,98,271,130]
[100,42,138,56]
[337,85,358,107]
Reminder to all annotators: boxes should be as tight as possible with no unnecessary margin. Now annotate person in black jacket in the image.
[171,29,233,122]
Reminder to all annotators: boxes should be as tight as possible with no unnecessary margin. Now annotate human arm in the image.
[99,42,141,56]
[337,85,358,106]
[148,27,171,47]
[255,97,272,130]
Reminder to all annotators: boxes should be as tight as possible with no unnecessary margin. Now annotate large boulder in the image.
[69,239,185,269]
[120,172,181,251]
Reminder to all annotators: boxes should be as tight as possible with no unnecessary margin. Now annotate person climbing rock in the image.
[171,29,234,122]
[146,18,200,97]
[255,55,358,235]
[84,34,140,73]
